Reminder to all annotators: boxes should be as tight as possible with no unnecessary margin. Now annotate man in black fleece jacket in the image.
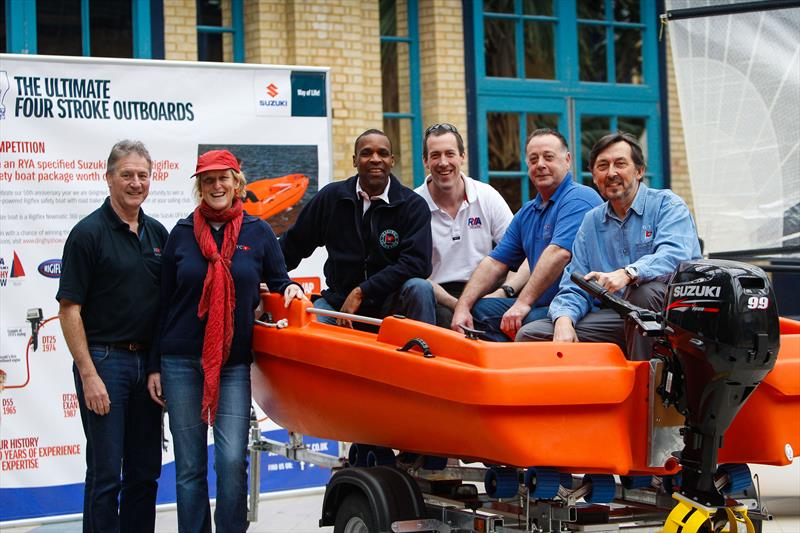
[281,129,435,327]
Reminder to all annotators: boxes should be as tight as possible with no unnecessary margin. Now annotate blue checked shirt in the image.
[548,183,702,324]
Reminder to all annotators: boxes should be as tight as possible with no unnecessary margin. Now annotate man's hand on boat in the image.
[338,286,364,328]
[584,269,631,293]
[450,304,474,334]
[553,316,579,343]
[283,283,307,308]
[500,300,531,339]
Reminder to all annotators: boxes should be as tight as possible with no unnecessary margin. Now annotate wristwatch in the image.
[624,266,639,282]
[501,284,516,298]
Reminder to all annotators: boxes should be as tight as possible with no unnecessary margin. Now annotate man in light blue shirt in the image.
[517,131,702,359]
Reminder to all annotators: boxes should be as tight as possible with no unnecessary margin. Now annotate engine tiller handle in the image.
[570,272,665,337]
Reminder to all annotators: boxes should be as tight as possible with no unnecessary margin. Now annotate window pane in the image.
[381,41,410,113]
[614,0,640,22]
[484,0,514,14]
[383,118,415,186]
[577,0,604,19]
[488,112,521,172]
[90,0,133,58]
[615,29,643,84]
[382,41,399,112]
[579,25,607,82]
[198,32,222,61]
[618,116,648,160]
[524,22,555,79]
[485,18,516,77]
[526,114,560,137]
[197,0,222,26]
[580,115,611,172]
[37,0,82,56]
[524,0,553,16]
[380,0,398,36]
[490,178,523,212]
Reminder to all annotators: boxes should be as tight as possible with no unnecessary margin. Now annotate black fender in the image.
[320,466,426,531]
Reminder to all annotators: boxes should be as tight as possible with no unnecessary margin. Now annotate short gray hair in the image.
[107,140,152,175]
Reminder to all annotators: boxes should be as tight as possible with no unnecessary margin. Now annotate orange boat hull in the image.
[251,295,800,474]
[244,174,309,220]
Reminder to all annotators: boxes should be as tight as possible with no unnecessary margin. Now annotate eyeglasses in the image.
[424,123,459,136]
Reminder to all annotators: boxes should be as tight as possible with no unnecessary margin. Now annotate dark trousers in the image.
[434,281,466,329]
[516,281,668,360]
[314,278,436,326]
[74,347,162,533]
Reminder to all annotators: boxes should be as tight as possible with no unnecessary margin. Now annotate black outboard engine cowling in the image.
[664,259,779,505]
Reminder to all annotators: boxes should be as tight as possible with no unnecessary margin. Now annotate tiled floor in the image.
[3,491,798,533]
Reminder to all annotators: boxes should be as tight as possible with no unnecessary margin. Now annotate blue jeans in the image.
[161,357,251,533]
[73,346,162,533]
[314,278,436,326]
[470,298,549,342]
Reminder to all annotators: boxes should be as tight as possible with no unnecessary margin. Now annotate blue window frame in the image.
[470,0,663,210]
[4,0,154,58]
[196,0,243,63]
[380,0,423,186]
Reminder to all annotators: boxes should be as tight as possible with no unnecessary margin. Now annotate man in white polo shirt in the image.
[415,123,526,328]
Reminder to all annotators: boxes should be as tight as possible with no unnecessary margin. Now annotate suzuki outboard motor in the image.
[571,259,780,507]
[663,259,779,505]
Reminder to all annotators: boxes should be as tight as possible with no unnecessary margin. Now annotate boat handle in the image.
[306,307,384,326]
[397,338,434,358]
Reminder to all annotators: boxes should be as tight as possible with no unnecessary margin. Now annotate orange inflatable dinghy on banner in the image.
[251,295,800,476]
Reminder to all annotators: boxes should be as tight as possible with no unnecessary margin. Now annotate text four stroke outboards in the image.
[572,259,779,508]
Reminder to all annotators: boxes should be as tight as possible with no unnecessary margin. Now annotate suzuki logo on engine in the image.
[673,285,721,298]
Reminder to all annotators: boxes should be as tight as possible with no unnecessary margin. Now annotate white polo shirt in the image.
[415,174,513,284]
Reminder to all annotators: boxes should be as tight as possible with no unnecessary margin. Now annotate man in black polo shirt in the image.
[57,140,168,533]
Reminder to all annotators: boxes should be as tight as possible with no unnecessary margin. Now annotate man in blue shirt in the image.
[451,129,602,341]
[517,132,702,359]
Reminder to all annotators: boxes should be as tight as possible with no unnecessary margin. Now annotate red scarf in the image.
[193,198,243,425]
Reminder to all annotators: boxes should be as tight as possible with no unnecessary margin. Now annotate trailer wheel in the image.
[334,493,378,533]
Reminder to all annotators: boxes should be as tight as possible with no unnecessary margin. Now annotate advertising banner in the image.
[0,54,333,522]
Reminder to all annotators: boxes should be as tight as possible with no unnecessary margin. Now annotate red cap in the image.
[192,149,241,177]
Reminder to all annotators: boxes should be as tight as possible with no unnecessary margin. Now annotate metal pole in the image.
[663,0,800,21]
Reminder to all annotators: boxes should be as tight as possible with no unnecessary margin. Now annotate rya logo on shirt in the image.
[468,217,482,229]
[236,244,251,251]
[153,247,162,257]
[379,229,400,249]
[643,226,653,239]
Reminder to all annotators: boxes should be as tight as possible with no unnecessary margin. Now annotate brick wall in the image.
[163,0,471,186]
[419,0,469,169]
[243,1,289,64]
[240,1,384,182]
[163,0,197,61]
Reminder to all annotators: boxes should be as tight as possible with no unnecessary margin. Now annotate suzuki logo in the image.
[266,83,279,98]
[672,285,721,298]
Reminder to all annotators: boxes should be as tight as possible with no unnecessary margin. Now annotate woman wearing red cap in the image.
[147,149,304,532]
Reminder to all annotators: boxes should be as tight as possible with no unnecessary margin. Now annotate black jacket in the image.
[280,174,432,311]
